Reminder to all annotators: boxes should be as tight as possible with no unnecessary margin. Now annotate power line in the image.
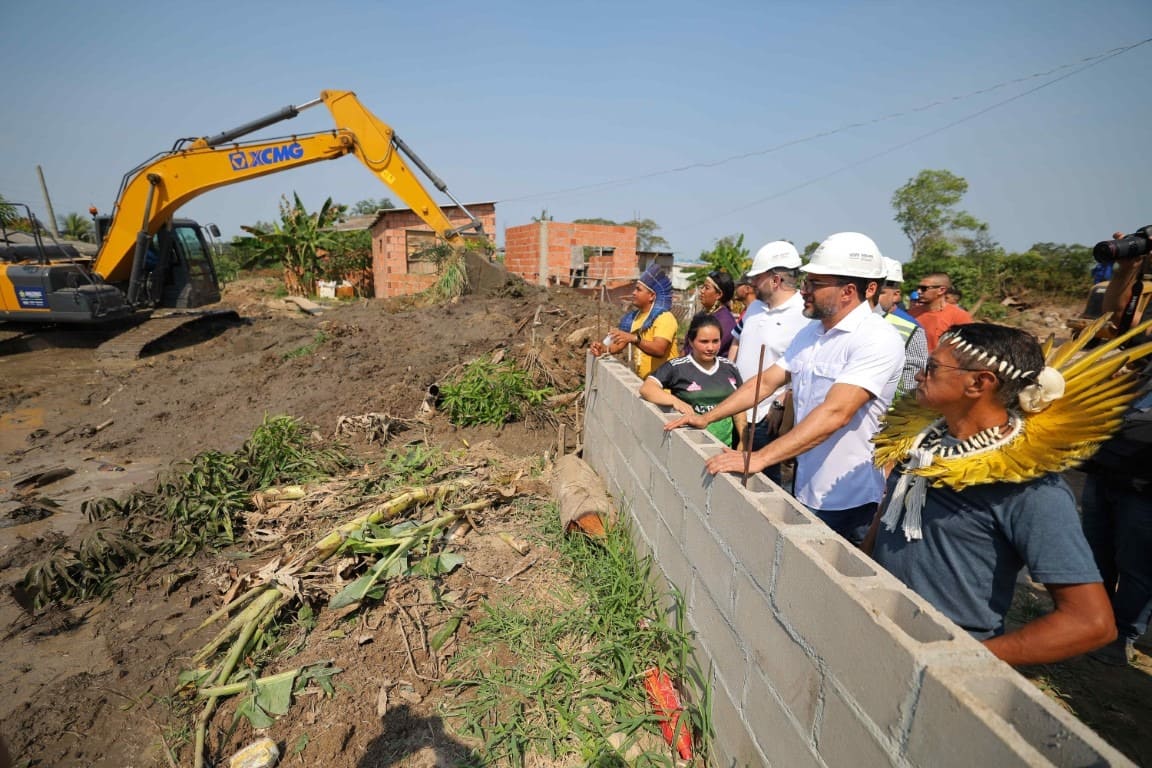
[691,37,1145,227]
[497,38,1151,207]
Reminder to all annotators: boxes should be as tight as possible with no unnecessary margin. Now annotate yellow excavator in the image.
[0,90,483,328]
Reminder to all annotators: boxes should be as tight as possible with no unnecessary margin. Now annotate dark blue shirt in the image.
[874,472,1101,639]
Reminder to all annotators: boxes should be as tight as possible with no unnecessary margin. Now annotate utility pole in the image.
[36,165,60,238]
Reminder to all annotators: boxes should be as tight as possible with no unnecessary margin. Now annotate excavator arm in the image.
[95,90,482,285]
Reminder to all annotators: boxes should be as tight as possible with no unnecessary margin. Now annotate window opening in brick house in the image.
[406,231,492,275]
[571,245,613,287]
[406,231,439,275]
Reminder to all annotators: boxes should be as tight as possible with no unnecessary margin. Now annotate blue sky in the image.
[2,0,1149,264]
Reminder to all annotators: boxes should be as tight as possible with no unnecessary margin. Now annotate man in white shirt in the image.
[727,240,813,484]
[667,232,905,545]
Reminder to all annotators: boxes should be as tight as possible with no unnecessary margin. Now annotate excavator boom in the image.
[96,90,480,284]
[1,90,479,327]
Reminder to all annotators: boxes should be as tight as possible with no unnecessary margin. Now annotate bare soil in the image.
[0,277,1148,767]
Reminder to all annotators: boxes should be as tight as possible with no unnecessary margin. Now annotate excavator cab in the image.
[93,214,222,311]
[0,214,223,324]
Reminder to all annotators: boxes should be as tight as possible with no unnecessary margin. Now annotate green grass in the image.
[443,518,712,765]
[282,331,329,360]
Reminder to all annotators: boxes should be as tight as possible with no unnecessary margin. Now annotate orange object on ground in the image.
[643,667,693,760]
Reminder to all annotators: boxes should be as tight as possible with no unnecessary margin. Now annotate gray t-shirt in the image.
[874,471,1101,640]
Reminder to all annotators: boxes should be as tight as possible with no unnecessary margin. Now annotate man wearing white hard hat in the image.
[871,257,928,398]
[726,240,813,484]
[668,232,905,544]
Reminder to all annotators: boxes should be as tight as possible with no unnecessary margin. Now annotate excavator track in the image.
[95,309,241,361]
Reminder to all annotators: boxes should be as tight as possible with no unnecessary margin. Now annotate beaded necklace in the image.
[881,413,1022,541]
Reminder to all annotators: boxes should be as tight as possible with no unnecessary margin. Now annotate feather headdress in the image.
[874,316,1152,491]
[619,263,674,334]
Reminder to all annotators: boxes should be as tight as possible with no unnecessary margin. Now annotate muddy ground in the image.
[0,272,1149,767]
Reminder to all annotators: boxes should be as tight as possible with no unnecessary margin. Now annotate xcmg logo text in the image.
[229,142,304,171]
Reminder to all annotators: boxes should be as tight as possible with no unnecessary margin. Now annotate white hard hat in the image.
[745,240,801,277]
[801,232,885,279]
[882,257,904,284]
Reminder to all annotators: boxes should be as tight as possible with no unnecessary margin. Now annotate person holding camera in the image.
[1080,226,1152,666]
[1098,226,1152,341]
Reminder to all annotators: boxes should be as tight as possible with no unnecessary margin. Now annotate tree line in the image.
[3,170,1099,309]
[687,169,1096,316]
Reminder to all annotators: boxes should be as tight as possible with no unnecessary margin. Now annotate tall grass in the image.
[444,519,712,765]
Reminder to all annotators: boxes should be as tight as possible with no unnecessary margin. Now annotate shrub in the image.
[439,358,551,426]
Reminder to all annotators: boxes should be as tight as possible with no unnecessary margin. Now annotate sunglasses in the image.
[801,278,847,291]
[916,284,945,291]
[923,359,994,377]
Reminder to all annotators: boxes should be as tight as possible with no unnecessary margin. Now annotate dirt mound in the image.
[0,277,615,766]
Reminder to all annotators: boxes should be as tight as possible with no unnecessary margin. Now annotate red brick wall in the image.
[503,223,540,284]
[370,203,497,298]
[503,221,638,287]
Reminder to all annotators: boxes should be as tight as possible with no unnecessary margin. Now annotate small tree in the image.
[239,193,341,296]
[0,194,16,227]
[58,212,94,242]
[891,169,985,260]
[621,218,670,251]
[348,197,395,216]
[682,234,750,288]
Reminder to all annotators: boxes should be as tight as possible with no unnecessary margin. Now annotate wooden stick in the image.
[743,345,767,488]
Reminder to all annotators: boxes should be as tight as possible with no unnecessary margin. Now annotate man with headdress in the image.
[590,263,679,379]
[867,322,1138,665]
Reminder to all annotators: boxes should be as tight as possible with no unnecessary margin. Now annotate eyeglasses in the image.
[916,284,945,292]
[923,358,992,377]
[801,278,846,292]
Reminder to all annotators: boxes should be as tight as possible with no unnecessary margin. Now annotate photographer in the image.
[1099,226,1152,341]
[1081,226,1152,666]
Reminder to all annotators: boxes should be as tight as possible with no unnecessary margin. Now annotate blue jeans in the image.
[1082,474,1152,642]
[805,502,877,547]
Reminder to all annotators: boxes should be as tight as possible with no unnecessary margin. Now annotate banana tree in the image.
[240,193,341,296]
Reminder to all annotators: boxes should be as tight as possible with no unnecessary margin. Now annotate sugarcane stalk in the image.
[192,586,283,665]
[197,668,300,698]
[189,581,268,637]
[301,479,475,567]
[193,587,280,768]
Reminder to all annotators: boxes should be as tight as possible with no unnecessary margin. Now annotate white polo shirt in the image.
[775,301,904,511]
[731,291,812,422]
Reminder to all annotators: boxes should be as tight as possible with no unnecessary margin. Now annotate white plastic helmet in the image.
[746,240,801,277]
[882,256,904,284]
[801,232,885,278]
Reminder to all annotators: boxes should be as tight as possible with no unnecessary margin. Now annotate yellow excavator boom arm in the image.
[95,90,479,283]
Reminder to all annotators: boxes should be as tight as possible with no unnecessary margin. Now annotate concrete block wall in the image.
[582,354,1134,768]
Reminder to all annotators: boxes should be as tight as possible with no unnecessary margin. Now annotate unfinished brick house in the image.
[505,220,666,288]
[369,203,497,298]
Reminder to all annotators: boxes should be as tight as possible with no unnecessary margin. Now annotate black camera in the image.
[1093,226,1152,264]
